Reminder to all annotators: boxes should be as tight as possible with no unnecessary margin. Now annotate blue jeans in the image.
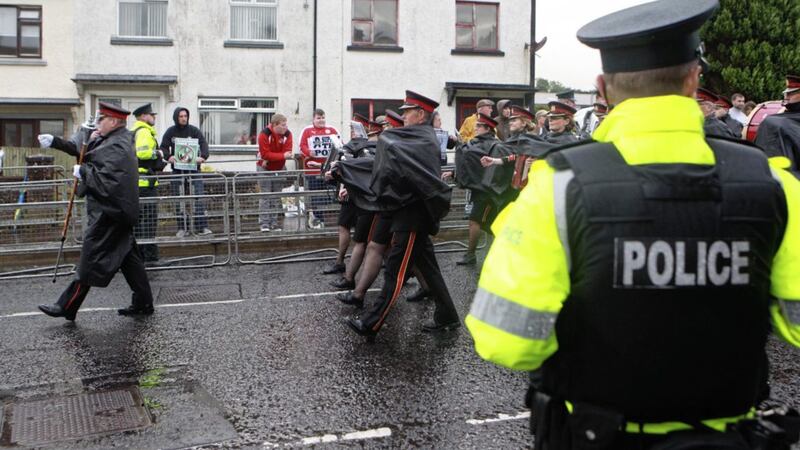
[171,170,208,232]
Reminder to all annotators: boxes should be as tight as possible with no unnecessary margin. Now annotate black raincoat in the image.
[703,116,736,139]
[73,127,140,286]
[754,109,800,172]
[336,125,451,232]
[454,133,511,197]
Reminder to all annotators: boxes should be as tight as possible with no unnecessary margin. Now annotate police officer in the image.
[131,103,163,264]
[755,75,800,173]
[466,1,800,448]
[38,103,155,320]
[347,90,460,338]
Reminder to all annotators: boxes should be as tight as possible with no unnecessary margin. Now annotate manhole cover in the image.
[156,283,242,304]
[2,386,151,447]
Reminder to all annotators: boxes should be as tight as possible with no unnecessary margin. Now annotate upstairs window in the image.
[0,5,42,58]
[352,0,397,46]
[230,0,278,41]
[455,1,498,51]
[118,0,168,38]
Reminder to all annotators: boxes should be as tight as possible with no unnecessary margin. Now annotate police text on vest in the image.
[614,238,750,288]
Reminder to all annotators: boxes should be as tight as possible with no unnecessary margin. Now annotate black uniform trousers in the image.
[56,244,154,316]
[359,230,459,333]
[134,186,159,262]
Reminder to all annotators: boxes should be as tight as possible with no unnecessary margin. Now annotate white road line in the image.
[0,289,379,320]
[263,427,391,447]
[275,288,380,300]
[466,411,530,425]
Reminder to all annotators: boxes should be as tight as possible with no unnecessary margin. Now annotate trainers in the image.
[308,212,324,230]
[175,229,187,238]
[260,225,271,232]
[269,224,282,232]
[196,228,213,236]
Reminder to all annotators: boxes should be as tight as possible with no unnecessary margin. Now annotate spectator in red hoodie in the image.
[299,108,340,228]
[257,113,292,232]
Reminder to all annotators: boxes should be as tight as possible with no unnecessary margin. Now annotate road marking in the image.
[263,427,392,447]
[0,289,381,319]
[275,288,380,300]
[466,411,530,425]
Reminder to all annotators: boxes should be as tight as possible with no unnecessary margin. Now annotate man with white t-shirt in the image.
[299,109,341,229]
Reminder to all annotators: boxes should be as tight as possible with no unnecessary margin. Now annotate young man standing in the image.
[257,113,292,232]
[299,109,340,229]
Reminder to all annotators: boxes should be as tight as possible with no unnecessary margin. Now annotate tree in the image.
[535,78,570,93]
[701,0,800,103]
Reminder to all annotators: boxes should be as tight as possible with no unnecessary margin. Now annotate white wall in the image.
[2,1,76,100]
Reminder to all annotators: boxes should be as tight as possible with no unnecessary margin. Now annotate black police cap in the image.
[556,90,575,100]
[132,103,156,117]
[577,0,719,73]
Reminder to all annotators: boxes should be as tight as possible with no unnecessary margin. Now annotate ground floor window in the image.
[351,98,403,121]
[198,98,275,146]
[0,119,65,146]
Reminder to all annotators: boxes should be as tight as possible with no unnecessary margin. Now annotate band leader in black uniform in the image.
[346,91,460,338]
[38,102,155,321]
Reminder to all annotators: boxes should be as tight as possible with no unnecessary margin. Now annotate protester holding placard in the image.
[299,108,340,229]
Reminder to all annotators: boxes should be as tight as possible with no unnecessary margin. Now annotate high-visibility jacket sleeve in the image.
[466,160,571,371]
[134,128,157,160]
[769,165,800,347]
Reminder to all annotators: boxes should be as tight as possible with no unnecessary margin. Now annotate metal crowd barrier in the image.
[0,167,476,279]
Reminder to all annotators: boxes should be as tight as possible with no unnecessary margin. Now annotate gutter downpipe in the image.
[313,0,318,110]
[529,0,536,110]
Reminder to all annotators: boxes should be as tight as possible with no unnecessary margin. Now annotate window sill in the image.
[0,58,46,66]
[347,45,404,53]
[111,36,174,46]
[224,40,284,49]
[450,48,505,57]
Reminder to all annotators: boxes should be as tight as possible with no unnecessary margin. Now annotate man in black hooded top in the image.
[159,107,213,237]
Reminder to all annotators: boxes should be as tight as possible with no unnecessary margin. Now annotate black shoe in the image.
[117,304,155,316]
[347,317,377,338]
[406,287,432,303]
[323,262,346,275]
[422,319,461,333]
[456,253,477,266]
[335,292,363,308]
[38,304,76,321]
[330,277,356,290]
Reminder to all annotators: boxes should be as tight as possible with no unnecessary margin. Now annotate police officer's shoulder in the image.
[543,139,605,170]
[705,135,769,160]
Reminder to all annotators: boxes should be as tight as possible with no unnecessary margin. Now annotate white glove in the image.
[73,165,82,180]
[38,134,54,148]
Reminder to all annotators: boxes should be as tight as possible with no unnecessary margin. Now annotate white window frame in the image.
[229,0,279,42]
[116,0,169,38]
[198,97,277,149]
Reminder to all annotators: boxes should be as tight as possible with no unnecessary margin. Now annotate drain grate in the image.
[156,283,242,304]
[3,386,151,447]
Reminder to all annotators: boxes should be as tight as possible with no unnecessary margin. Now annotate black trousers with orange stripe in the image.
[56,244,154,317]
[360,230,459,333]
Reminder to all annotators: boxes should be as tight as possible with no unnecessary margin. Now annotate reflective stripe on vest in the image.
[470,287,557,340]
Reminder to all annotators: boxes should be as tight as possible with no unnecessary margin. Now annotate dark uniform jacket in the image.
[70,127,139,286]
[545,130,580,145]
[703,116,736,138]
[754,107,800,172]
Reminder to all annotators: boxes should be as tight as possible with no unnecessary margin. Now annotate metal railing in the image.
[0,168,474,279]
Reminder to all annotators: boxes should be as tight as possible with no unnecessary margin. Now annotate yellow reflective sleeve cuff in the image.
[771,168,800,300]
[770,302,800,347]
[136,149,156,159]
[465,314,557,371]
[623,410,755,434]
[769,156,792,170]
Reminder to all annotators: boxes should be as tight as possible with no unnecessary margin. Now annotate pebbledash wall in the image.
[3,1,532,171]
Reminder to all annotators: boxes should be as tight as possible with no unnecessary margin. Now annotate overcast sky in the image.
[534,0,650,90]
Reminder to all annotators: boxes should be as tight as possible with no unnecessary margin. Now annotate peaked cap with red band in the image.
[384,109,404,127]
[398,90,439,113]
[352,113,370,128]
[477,113,498,129]
[368,121,384,135]
[695,87,718,103]
[548,101,577,117]
[783,75,800,94]
[715,95,732,109]
[98,101,130,120]
[508,105,534,121]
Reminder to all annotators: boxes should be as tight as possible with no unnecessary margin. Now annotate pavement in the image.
[0,249,798,449]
